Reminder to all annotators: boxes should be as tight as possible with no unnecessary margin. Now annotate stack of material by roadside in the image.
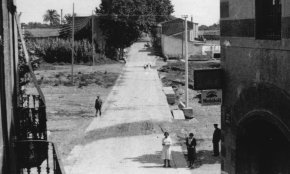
[163,87,176,105]
[171,109,185,119]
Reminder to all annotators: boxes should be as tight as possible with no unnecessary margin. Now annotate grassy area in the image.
[28,63,124,159]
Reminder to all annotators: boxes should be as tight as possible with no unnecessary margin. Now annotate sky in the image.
[17,0,219,26]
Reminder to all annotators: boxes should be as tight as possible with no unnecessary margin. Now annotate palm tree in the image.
[43,9,60,26]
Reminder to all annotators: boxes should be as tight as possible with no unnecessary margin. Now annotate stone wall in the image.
[221,0,290,173]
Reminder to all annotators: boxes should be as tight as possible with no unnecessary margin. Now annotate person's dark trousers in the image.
[213,142,219,156]
[96,108,101,116]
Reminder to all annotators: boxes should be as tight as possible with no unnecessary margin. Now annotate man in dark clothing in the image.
[186,133,197,168]
[212,124,221,156]
[95,96,103,117]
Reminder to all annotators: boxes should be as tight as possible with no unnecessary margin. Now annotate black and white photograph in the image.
[0,0,289,173]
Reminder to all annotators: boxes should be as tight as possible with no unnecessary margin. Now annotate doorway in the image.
[236,118,290,174]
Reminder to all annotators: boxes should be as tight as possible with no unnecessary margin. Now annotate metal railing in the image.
[15,95,65,174]
[16,140,66,174]
[16,94,47,140]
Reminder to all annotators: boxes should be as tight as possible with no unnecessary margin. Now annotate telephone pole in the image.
[182,15,189,107]
[71,3,75,84]
[60,9,63,24]
[181,15,193,118]
[92,11,95,66]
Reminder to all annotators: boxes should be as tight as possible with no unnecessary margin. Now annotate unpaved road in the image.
[64,43,192,174]
[64,42,221,174]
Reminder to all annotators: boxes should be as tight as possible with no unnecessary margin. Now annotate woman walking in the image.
[186,133,197,168]
[161,132,172,167]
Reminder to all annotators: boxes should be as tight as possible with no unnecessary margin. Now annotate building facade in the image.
[159,18,203,58]
[1,1,65,173]
[221,0,290,173]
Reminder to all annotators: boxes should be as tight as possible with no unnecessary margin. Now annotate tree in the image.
[96,0,174,59]
[43,9,60,26]
[63,13,77,25]
[199,23,220,31]
[199,25,209,30]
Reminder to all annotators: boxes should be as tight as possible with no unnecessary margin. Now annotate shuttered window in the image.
[256,0,282,40]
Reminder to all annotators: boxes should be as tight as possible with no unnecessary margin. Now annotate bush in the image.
[27,39,93,63]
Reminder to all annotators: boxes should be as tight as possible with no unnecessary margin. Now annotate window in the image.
[221,1,229,18]
[256,0,282,40]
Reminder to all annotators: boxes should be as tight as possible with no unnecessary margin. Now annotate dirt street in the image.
[64,42,220,174]
[64,43,190,174]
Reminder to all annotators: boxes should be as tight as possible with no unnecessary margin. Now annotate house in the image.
[59,15,106,59]
[221,0,290,173]
[1,1,64,173]
[198,29,220,40]
[158,18,204,59]
[24,28,60,39]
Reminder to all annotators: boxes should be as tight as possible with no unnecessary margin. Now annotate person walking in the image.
[186,133,196,168]
[161,132,172,167]
[95,95,103,117]
[212,124,221,156]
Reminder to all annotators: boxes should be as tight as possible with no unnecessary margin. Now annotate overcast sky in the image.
[17,0,219,26]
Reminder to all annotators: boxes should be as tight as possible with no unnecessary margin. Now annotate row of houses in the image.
[158,18,220,60]
[23,16,220,61]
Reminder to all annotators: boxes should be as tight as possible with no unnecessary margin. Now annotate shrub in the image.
[27,39,93,63]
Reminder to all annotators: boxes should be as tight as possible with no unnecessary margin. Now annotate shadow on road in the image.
[176,135,220,169]
[83,121,167,145]
[125,150,189,169]
[125,151,163,168]
[194,150,221,168]
[138,47,156,56]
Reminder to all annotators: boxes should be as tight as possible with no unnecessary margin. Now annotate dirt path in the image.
[64,43,191,174]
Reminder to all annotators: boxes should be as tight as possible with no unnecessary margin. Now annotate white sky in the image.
[17,0,219,26]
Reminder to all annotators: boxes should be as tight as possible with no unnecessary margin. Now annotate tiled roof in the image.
[160,18,197,36]
[25,28,60,38]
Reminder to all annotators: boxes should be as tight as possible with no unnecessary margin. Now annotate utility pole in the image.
[71,3,75,84]
[182,15,189,107]
[92,10,95,66]
[60,9,63,24]
[181,15,193,118]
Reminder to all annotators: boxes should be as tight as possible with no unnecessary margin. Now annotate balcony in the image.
[16,141,66,174]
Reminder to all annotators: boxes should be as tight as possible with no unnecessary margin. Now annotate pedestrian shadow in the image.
[124,150,188,169]
[190,150,221,169]
[124,151,163,168]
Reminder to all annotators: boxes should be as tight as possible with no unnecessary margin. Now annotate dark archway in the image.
[236,116,290,174]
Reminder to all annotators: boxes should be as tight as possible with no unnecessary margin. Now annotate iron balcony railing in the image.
[15,95,65,174]
[16,94,47,141]
[16,140,66,174]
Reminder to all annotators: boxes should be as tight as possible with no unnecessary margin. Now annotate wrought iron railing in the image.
[14,14,64,174]
[16,94,47,141]
[16,141,66,174]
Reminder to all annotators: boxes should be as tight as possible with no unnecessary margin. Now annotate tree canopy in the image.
[96,0,174,58]
[43,9,60,26]
[199,23,220,31]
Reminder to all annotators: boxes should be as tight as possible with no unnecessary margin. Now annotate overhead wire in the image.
[54,13,174,36]
[58,17,91,35]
